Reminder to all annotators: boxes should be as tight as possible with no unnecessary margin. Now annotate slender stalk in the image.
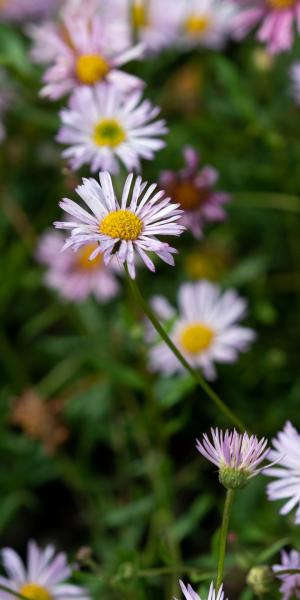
[124,267,245,431]
[216,489,235,591]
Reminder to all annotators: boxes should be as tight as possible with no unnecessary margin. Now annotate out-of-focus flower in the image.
[232,0,300,54]
[196,428,270,489]
[247,565,276,596]
[0,540,90,600]
[185,245,230,281]
[0,0,58,22]
[130,0,180,53]
[147,280,255,380]
[265,421,300,524]
[176,0,236,49]
[160,147,230,239]
[54,172,184,279]
[57,84,167,173]
[290,62,300,104]
[251,47,274,71]
[11,389,68,454]
[175,580,228,600]
[30,11,144,100]
[273,550,300,599]
[36,229,120,303]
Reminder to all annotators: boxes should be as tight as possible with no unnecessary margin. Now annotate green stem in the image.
[124,267,245,430]
[216,489,235,591]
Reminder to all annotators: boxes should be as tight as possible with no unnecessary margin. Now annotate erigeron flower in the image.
[29,10,144,100]
[232,0,300,54]
[175,580,228,600]
[176,0,236,49]
[160,147,230,239]
[265,421,300,524]
[273,549,300,599]
[290,62,300,104]
[196,428,270,489]
[0,540,90,600]
[130,0,181,53]
[36,230,120,303]
[57,84,167,174]
[54,171,184,279]
[147,280,255,380]
[0,0,58,22]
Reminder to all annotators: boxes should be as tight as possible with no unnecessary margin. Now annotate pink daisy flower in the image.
[265,421,300,524]
[0,540,90,599]
[54,171,184,279]
[0,0,58,22]
[130,0,181,53]
[176,0,237,49]
[175,580,228,600]
[273,550,300,599]
[160,147,230,239]
[147,280,256,380]
[57,84,167,174]
[29,10,144,100]
[232,0,300,54]
[37,229,120,303]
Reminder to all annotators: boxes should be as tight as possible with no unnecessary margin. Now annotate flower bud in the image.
[219,466,249,490]
[247,565,276,596]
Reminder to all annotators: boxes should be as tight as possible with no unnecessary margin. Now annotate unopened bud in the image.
[219,466,249,490]
[247,565,276,596]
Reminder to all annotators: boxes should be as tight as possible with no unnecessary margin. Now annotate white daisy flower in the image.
[175,580,228,600]
[0,540,89,600]
[54,171,185,279]
[147,280,256,380]
[57,84,167,174]
[176,0,236,49]
[265,421,300,524]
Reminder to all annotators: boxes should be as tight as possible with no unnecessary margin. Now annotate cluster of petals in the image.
[37,229,120,303]
[196,428,270,476]
[175,0,237,50]
[232,0,300,54]
[0,0,58,22]
[175,580,228,600]
[57,84,167,174]
[0,540,90,600]
[54,171,184,279]
[160,147,230,239]
[265,421,300,524]
[273,549,300,600]
[147,280,255,380]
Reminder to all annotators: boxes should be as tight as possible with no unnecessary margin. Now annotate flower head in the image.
[176,0,236,49]
[147,280,255,380]
[265,421,300,524]
[175,580,228,600]
[37,229,120,303]
[130,0,181,53]
[232,0,300,54]
[30,10,144,99]
[196,428,270,489]
[273,549,300,600]
[160,147,230,239]
[57,84,167,174]
[0,540,90,600]
[54,172,184,279]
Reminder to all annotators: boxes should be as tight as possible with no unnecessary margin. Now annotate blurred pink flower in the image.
[273,550,300,599]
[160,147,230,239]
[37,229,120,303]
[232,0,300,54]
[176,0,237,49]
[0,0,58,22]
[175,580,228,600]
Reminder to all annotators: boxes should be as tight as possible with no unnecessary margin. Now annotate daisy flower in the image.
[54,171,184,279]
[57,84,167,174]
[147,280,255,380]
[0,540,90,599]
[290,62,300,104]
[176,0,236,49]
[232,0,300,54]
[29,10,144,100]
[196,428,270,489]
[265,421,300,524]
[273,549,300,599]
[0,0,58,22]
[175,580,228,600]
[36,229,120,303]
[160,147,230,239]
[130,0,181,53]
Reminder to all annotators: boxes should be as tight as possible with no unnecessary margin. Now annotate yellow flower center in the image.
[93,118,126,148]
[76,243,103,270]
[132,1,148,28]
[268,0,295,8]
[185,15,211,35]
[19,583,52,600]
[100,210,143,241]
[179,322,214,354]
[166,180,209,211]
[75,53,110,85]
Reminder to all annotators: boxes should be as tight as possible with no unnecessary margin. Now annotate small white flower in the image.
[176,0,236,49]
[54,171,184,279]
[175,580,228,600]
[57,84,167,174]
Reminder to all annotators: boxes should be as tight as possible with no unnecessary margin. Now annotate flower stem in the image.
[216,489,235,591]
[124,267,246,430]
[0,584,29,600]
